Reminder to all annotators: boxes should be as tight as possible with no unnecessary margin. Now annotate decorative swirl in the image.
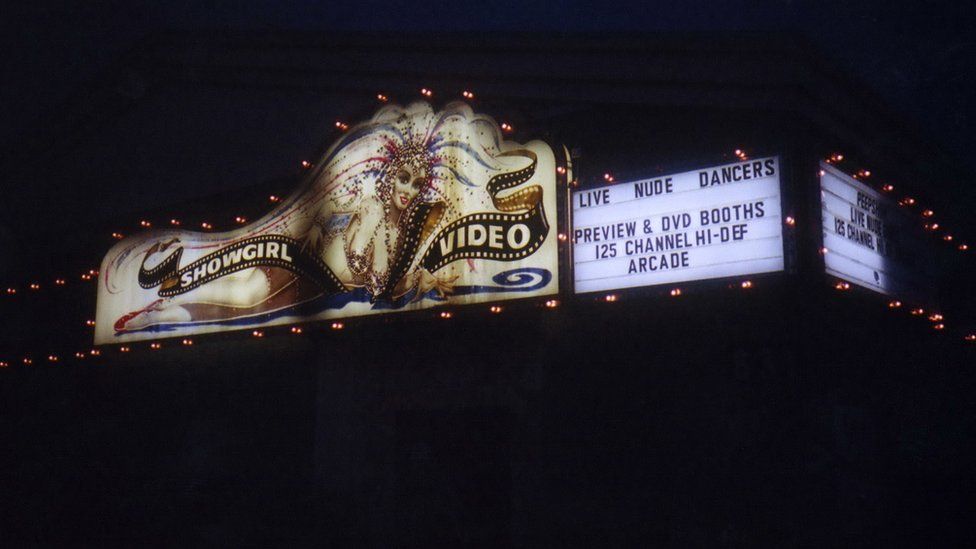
[492,267,551,287]
[451,268,553,295]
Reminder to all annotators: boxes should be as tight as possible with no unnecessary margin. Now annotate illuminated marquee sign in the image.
[96,102,558,344]
[820,162,932,298]
[573,157,784,293]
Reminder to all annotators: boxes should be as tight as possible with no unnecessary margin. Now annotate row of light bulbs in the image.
[0,278,770,366]
[0,282,732,367]
[0,299,569,367]
[343,87,514,133]
[3,270,99,296]
[7,271,975,369]
[833,281,960,335]
[823,152,969,252]
[115,212,253,241]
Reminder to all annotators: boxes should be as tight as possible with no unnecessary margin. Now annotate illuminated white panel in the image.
[573,157,784,293]
[820,162,928,297]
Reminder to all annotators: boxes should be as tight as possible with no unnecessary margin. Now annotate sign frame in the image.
[569,152,794,296]
[818,160,937,303]
[96,102,564,345]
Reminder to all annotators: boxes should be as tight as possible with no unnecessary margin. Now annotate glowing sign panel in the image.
[96,102,558,344]
[820,162,932,298]
[573,157,784,293]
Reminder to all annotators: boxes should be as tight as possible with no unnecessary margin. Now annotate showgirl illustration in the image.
[101,102,557,342]
[302,138,456,301]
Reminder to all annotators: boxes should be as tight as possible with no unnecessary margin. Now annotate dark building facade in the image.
[1,33,974,546]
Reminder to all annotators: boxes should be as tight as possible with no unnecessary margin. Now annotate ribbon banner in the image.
[138,235,346,297]
[421,150,549,271]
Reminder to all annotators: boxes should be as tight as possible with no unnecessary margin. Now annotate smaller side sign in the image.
[820,162,934,299]
[573,156,785,293]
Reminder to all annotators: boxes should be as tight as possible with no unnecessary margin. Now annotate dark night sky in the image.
[3,1,974,171]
